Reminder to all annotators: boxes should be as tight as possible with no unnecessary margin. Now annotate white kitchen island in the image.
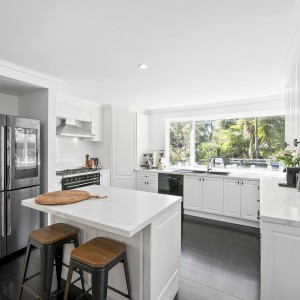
[22,185,182,300]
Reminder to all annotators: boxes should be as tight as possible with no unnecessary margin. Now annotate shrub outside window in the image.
[168,116,285,169]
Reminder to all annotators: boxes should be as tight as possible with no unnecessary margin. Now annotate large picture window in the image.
[168,116,285,169]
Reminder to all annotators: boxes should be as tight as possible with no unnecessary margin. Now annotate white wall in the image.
[18,89,55,194]
[0,93,18,115]
[56,136,98,170]
[149,95,285,150]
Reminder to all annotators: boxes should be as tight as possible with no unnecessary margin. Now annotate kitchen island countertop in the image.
[22,185,182,300]
[22,185,181,237]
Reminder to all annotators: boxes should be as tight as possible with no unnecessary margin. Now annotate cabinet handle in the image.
[203,178,204,181]
[284,142,289,148]
[241,181,243,185]
[257,210,260,220]
[257,199,260,202]
[257,185,260,190]
[294,139,300,147]
[147,181,149,185]
[238,181,239,185]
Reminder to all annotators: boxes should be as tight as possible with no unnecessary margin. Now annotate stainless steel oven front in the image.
[62,173,100,190]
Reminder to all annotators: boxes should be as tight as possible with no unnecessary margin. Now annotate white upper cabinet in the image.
[111,111,149,190]
[285,60,300,150]
[56,101,92,122]
[56,96,102,141]
[91,107,102,141]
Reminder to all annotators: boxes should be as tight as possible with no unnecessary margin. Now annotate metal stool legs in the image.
[64,252,132,300]
[18,234,84,300]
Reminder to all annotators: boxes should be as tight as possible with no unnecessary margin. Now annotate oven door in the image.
[6,116,40,190]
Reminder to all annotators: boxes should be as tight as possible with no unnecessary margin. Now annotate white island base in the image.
[23,186,182,300]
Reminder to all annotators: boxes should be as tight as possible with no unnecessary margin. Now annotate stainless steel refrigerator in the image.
[0,115,40,258]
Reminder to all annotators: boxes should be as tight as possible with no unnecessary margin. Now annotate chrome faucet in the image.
[207,158,212,172]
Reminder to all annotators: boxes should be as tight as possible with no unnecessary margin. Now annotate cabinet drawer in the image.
[136,172,158,180]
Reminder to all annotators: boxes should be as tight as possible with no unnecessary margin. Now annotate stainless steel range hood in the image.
[56,119,95,138]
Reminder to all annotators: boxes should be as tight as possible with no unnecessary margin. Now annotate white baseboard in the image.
[184,210,260,228]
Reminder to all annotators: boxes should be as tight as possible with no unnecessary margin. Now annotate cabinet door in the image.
[184,176,202,210]
[261,221,300,300]
[223,179,241,218]
[136,181,147,191]
[112,112,136,189]
[56,101,92,122]
[100,172,110,187]
[91,108,102,141]
[203,177,223,215]
[241,180,260,221]
[147,181,158,193]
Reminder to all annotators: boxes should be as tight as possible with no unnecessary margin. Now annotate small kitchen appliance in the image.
[141,152,159,169]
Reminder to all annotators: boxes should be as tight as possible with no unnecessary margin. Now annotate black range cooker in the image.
[56,168,101,190]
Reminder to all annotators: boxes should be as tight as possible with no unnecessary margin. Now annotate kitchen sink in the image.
[172,169,230,175]
[205,171,230,175]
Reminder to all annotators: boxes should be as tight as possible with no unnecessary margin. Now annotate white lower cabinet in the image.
[100,170,110,187]
[184,176,203,210]
[136,172,158,193]
[184,175,260,224]
[223,179,241,218]
[203,177,224,215]
[261,221,300,299]
[241,180,260,221]
[184,175,223,214]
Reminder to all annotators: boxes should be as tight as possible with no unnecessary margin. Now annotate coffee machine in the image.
[158,150,166,170]
[141,152,159,169]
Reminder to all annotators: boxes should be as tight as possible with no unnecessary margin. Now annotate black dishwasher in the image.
[158,173,184,215]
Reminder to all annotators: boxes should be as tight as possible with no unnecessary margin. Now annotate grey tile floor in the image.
[0,216,260,300]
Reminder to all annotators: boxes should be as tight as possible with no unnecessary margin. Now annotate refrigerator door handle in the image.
[7,192,11,236]
[0,126,4,190]
[6,126,11,190]
[1,193,5,237]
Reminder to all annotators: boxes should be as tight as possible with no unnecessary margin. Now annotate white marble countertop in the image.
[136,168,285,180]
[260,176,300,227]
[22,185,181,237]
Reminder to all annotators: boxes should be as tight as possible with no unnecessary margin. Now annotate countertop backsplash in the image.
[56,136,97,170]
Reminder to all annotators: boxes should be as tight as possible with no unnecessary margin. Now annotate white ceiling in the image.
[0,0,296,109]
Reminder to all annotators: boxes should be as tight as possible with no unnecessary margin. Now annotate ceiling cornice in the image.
[147,94,284,115]
[0,59,63,88]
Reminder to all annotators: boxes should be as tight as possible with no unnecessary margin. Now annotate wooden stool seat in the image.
[64,237,132,299]
[29,223,78,245]
[71,237,126,268]
[19,223,85,300]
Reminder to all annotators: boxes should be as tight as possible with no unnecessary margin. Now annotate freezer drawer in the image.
[0,191,5,258]
[6,186,40,255]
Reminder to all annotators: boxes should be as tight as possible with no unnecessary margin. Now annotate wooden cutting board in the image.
[35,190,107,205]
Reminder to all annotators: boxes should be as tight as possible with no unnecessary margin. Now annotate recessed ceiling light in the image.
[271,90,280,93]
[139,64,148,70]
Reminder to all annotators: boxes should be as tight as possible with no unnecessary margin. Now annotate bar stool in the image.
[63,237,132,300]
[18,223,85,300]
